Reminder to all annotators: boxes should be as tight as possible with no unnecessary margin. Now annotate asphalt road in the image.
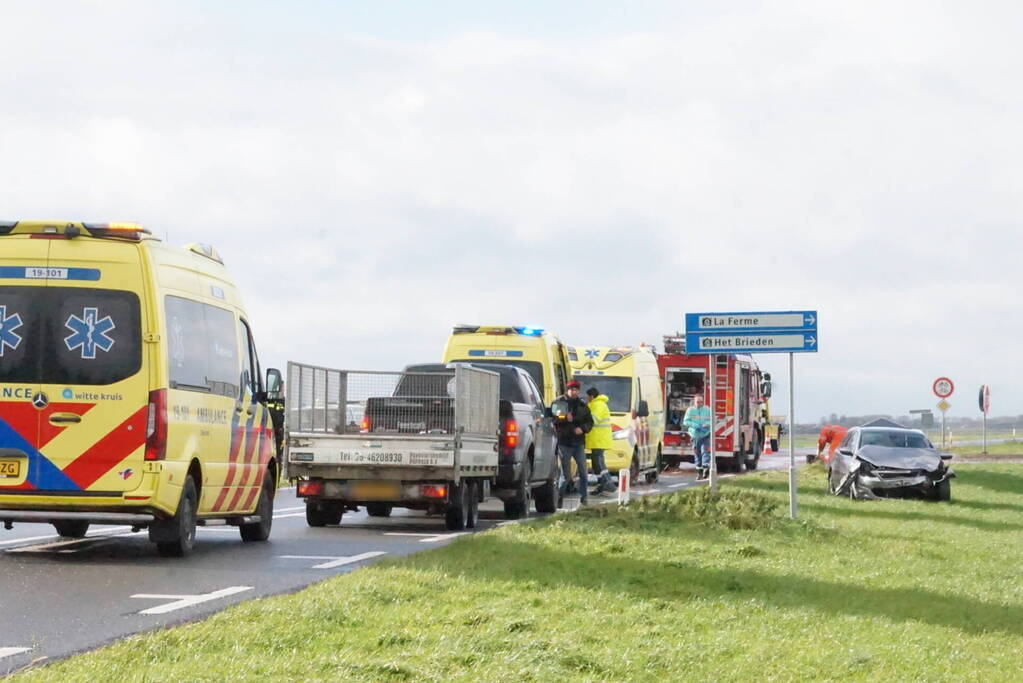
[0,452,794,675]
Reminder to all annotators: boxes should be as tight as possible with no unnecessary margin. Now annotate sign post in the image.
[978,385,991,454]
[933,377,954,449]
[685,310,818,519]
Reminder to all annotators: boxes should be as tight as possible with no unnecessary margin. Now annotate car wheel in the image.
[52,520,90,538]
[535,463,558,514]
[827,467,835,494]
[240,471,275,542]
[934,478,951,502]
[446,482,470,530]
[366,503,393,518]
[152,476,198,557]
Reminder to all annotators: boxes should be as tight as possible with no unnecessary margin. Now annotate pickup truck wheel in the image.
[306,501,342,527]
[52,520,90,538]
[151,476,198,557]
[534,466,558,514]
[466,480,479,529]
[445,483,469,531]
[240,472,275,542]
[504,459,531,519]
[366,503,393,518]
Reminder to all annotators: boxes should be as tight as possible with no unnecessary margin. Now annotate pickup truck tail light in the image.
[502,418,519,456]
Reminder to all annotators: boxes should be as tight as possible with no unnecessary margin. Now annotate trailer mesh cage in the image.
[286,363,499,437]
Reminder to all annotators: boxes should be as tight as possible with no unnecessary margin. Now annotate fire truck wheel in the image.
[731,452,745,473]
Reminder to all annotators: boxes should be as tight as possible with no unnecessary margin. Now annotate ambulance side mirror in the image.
[636,400,650,418]
[265,368,283,401]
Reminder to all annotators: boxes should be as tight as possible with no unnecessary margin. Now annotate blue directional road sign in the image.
[685,310,817,333]
[684,310,819,355]
[685,331,818,354]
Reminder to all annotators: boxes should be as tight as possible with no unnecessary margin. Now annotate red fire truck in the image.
[658,334,775,472]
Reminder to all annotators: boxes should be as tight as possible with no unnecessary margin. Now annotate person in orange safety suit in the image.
[815,424,848,463]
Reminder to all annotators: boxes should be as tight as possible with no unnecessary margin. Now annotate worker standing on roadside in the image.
[554,380,594,505]
[585,387,614,495]
[684,394,712,480]
[815,424,848,464]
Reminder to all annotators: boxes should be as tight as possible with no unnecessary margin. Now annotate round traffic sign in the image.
[933,377,954,399]
[979,385,991,414]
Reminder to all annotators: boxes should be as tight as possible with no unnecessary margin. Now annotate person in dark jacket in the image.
[553,380,594,505]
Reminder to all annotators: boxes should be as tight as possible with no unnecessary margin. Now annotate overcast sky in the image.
[3,1,1021,422]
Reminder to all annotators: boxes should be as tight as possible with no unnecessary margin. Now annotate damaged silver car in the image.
[827,427,954,501]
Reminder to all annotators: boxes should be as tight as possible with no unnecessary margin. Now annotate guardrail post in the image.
[618,468,630,506]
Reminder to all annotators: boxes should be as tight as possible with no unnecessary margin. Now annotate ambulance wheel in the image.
[152,476,198,558]
[630,449,640,486]
[52,520,89,538]
[306,501,342,527]
[446,482,470,530]
[240,472,275,542]
[466,480,479,529]
[366,503,393,518]
[645,450,662,484]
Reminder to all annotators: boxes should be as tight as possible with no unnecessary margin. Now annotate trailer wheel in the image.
[52,520,90,538]
[306,501,342,527]
[466,480,479,529]
[366,503,393,518]
[445,482,470,530]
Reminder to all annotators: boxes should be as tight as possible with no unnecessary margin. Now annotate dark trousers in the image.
[559,442,587,502]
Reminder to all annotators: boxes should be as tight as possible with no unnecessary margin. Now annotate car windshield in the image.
[0,285,142,385]
[577,376,632,413]
[860,430,931,449]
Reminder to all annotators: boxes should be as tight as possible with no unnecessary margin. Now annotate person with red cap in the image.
[553,380,593,505]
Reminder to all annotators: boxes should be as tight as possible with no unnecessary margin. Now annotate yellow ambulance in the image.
[570,345,665,483]
[0,221,281,556]
[442,325,573,405]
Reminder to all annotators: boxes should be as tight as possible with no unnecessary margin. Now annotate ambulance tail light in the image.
[360,415,372,433]
[144,389,168,461]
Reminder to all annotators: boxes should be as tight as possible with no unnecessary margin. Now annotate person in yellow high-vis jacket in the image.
[585,387,615,494]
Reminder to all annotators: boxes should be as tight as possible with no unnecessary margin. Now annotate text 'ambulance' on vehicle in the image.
[0,221,283,556]
[569,344,665,484]
[442,325,573,405]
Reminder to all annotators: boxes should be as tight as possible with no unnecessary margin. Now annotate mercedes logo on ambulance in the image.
[31,392,49,410]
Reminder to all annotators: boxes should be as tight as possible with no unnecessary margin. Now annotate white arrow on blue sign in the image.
[685,331,818,354]
[685,310,817,333]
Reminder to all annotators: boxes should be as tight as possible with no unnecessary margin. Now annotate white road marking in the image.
[669,483,686,488]
[496,520,521,526]
[273,506,305,513]
[131,586,253,615]
[0,647,31,659]
[0,525,133,550]
[278,551,386,569]
[6,529,134,553]
[197,527,237,533]
[272,512,305,519]
[383,531,468,543]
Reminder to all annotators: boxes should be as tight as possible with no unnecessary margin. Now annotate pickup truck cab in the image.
[408,363,558,517]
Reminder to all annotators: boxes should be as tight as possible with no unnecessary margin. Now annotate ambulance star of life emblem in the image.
[584,348,600,359]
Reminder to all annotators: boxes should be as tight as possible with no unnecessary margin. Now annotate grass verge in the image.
[11,464,1023,681]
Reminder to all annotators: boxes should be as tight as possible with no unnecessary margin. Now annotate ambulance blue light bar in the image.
[514,326,544,337]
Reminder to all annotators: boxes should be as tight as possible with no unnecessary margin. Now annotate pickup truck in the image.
[406,363,559,518]
[285,362,500,531]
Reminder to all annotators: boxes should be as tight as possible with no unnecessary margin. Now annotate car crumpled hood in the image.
[855,445,942,472]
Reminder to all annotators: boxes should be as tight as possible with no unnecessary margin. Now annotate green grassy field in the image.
[11,464,1023,682]
[950,440,1023,457]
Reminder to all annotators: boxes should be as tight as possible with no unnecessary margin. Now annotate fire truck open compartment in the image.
[664,368,705,433]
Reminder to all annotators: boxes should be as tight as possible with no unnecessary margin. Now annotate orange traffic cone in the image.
[763,437,773,456]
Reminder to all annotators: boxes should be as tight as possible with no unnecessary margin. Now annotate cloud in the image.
[2,1,1021,419]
